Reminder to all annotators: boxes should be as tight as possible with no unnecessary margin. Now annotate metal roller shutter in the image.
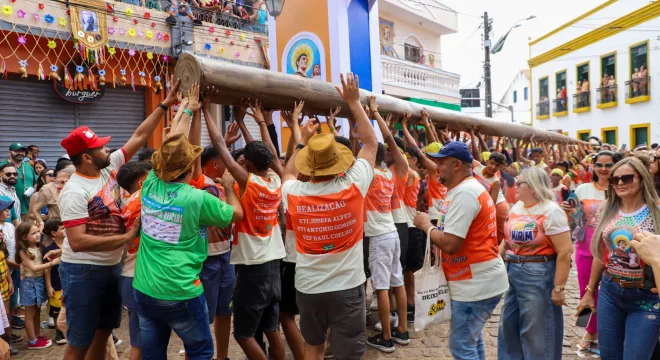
[0,78,75,166]
[78,87,146,157]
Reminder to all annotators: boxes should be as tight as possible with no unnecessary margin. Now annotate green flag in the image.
[490,28,512,54]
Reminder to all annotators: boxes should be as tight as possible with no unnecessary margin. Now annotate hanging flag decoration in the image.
[131,71,135,92]
[1,58,7,80]
[37,63,45,80]
[69,0,109,61]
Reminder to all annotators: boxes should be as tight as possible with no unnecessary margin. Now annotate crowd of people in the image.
[163,0,267,27]
[3,72,660,360]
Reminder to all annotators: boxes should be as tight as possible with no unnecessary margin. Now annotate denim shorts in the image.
[19,277,47,307]
[233,260,281,339]
[134,291,213,360]
[119,276,141,349]
[199,252,235,322]
[59,261,123,348]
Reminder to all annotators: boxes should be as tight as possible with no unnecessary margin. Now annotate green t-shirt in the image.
[132,171,234,300]
[0,160,36,215]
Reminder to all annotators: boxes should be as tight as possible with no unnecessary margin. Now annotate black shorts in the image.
[406,227,426,273]
[363,235,371,279]
[395,223,409,271]
[232,260,281,339]
[280,261,299,315]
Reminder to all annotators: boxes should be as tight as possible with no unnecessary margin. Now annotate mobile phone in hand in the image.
[576,308,592,327]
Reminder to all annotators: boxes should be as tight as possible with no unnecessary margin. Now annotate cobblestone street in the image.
[12,265,590,359]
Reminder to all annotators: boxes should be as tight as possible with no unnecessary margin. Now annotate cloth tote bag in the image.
[413,227,451,332]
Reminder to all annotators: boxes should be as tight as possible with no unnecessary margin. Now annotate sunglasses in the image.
[595,162,614,169]
[3,172,17,177]
[608,174,637,186]
[46,172,55,177]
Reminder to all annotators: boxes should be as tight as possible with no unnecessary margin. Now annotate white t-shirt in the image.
[0,222,15,263]
[437,177,509,302]
[60,149,127,266]
[282,158,374,294]
[473,164,506,204]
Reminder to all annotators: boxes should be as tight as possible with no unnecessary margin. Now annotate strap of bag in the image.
[421,226,435,272]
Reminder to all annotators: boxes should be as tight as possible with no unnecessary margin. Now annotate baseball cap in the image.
[8,143,26,151]
[427,141,473,163]
[0,197,14,212]
[61,126,111,157]
[424,142,442,155]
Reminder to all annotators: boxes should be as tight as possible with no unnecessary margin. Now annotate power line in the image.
[400,0,480,18]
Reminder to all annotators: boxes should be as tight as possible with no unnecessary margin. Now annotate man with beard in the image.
[0,164,21,227]
[0,144,37,221]
[57,80,180,360]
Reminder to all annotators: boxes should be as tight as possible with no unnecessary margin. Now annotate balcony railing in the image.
[572,92,591,110]
[625,76,650,100]
[381,55,460,95]
[139,0,268,34]
[597,85,617,105]
[553,98,567,114]
[536,101,549,117]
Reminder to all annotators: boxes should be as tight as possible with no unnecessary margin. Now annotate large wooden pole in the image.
[174,54,580,144]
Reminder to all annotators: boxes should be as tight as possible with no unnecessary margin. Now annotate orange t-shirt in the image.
[120,190,141,277]
[364,167,397,237]
[390,165,408,224]
[437,177,509,301]
[403,170,420,227]
[230,171,285,265]
[427,171,447,218]
[503,201,570,257]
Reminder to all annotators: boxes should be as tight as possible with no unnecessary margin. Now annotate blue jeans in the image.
[597,272,660,360]
[59,262,123,348]
[134,290,213,360]
[498,260,563,360]
[449,293,503,360]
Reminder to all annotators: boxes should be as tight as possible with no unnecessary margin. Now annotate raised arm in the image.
[204,101,250,191]
[370,97,407,178]
[224,122,242,148]
[326,107,342,136]
[469,128,481,162]
[282,102,306,182]
[123,79,180,160]
[234,99,254,144]
[400,113,416,147]
[171,83,201,138]
[420,110,439,143]
[190,88,205,180]
[336,73,377,166]
[248,100,284,177]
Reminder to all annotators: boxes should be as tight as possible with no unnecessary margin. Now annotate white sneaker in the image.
[48,317,55,328]
[374,312,398,331]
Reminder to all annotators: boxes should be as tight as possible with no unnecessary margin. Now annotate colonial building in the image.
[529,0,659,147]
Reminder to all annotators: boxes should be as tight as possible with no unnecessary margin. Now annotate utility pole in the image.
[483,12,493,119]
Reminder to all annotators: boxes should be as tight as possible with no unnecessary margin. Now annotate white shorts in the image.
[368,231,404,290]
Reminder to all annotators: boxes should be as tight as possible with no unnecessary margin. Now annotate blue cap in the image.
[0,197,14,212]
[427,141,473,163]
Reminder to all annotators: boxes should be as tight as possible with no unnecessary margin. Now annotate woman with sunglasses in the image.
[576,157,660,359]
[562,150,616,354]
[649,148,660,196]
[35,168,54,192]
[497,167,572,359]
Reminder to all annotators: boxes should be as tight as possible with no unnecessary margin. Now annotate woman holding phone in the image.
[576,157,660,359]
[562,150,615,354]
[498,167,572,359]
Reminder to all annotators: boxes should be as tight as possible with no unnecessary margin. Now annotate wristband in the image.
[158,102,168,111]
[183,109,193,117]
[296,143,305,150]
[585,285,594,292]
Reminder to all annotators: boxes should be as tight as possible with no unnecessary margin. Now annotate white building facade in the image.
[529,0,660,147]
[378,0,461,110]
[497,70,531,125]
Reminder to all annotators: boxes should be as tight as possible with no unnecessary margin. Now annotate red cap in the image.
[61,126,111,156]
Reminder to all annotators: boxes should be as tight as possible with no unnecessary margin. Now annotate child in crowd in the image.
[16,221,58,350]
[43,218,67,345]
[117,160,152,360]
[0,198,17,355]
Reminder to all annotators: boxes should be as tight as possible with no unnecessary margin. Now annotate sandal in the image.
[576,336,598,351]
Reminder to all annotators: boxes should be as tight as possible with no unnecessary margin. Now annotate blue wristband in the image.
[183,109,193,117]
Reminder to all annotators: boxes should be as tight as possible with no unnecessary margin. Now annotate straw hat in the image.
[152,133,203,182]
[296,133,354,177]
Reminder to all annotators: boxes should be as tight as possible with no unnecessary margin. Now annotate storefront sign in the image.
[53,80,105,103]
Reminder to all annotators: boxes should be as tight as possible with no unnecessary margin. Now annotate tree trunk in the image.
[174,53,581,144]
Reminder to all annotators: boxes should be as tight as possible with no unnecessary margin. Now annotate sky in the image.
[437,0,602,101]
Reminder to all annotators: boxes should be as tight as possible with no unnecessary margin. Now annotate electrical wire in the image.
[396,0,481,18]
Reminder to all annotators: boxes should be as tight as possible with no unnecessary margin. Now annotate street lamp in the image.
[264,0,285,18]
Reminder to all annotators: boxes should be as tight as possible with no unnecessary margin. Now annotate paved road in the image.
[12,266,589,359]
